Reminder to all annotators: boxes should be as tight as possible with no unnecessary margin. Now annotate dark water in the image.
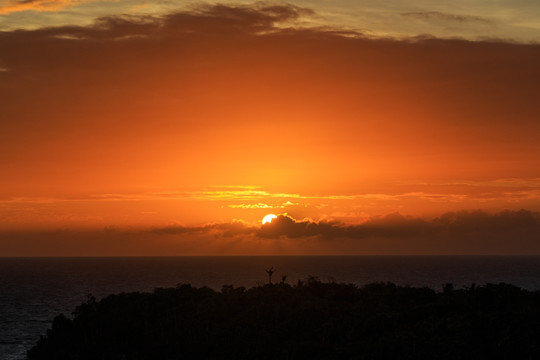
[2,256,540,359]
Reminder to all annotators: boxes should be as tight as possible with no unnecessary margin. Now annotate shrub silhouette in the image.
[28,281,540,359]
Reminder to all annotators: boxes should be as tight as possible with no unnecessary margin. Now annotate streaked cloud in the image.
[2,178,540,210]
[401,11,491,24]
[228,201,299,209]
[0,0,86,14]
[228,203,276,209]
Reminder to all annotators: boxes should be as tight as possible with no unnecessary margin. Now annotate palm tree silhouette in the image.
[265,267,275,284]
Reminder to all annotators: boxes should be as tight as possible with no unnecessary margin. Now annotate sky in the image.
[1,1,540,255]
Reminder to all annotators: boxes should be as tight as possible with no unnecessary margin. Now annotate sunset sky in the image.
[1,1,540,255]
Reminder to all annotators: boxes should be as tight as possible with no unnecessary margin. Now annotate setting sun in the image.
[262,214,277,225]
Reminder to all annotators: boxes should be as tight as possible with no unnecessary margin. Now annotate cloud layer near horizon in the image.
[153,210,540,241]
[2,210,539,256]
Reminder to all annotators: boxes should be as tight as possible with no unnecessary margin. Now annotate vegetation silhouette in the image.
[265,267,275,284]
[28,280,540,359]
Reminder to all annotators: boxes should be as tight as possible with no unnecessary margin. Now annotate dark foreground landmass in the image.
[28,279,540,359]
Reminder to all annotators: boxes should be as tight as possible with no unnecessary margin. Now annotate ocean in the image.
[2,256,540,359]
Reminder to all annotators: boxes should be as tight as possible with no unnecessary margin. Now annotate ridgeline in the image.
[28,279,540,359]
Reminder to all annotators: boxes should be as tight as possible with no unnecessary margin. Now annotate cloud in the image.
[434,209,540,233]
[185,2,315,29]
[2,210,540,256]
[147,209,540,242]
[401,11,491,24]
[0,0,85,14]
[252,210,540,240]
[229,203,277,209]
[150,221,255,237]
[2,181,540,230]
[160,210,540,254]
[257,214,336,238]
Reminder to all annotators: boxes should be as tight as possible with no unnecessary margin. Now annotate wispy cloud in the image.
[229,203,279,209]
[228,201,299,209]
[401,11,491,24]
[2,178,540,205]
[0,0,87,15]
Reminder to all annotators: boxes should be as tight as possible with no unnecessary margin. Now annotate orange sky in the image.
[1,3,540,255]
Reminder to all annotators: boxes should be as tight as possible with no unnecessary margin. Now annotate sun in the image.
[262,214,277,225]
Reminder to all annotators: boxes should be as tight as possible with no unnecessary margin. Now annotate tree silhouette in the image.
[27,281,540,360]
[265,267,275,284]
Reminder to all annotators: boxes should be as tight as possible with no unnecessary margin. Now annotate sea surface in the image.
[2,256,540,359]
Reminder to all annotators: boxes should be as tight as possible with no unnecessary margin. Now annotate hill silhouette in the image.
[28,279,540,359]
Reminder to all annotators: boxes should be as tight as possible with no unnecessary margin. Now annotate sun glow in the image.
[262,214,277,224]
